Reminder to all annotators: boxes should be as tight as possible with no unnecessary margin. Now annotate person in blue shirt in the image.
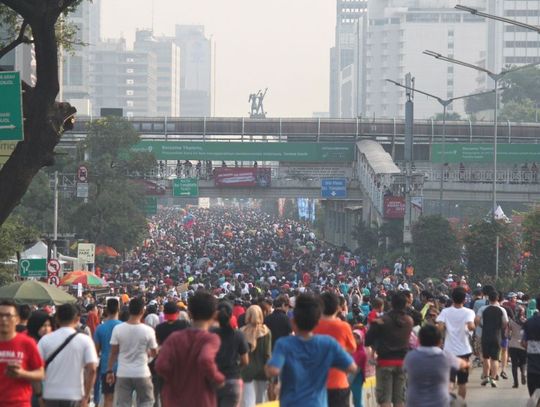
[265,294,357,407]
[94,298,122,407]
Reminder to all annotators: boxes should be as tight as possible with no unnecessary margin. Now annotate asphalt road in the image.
[466,366,531,407]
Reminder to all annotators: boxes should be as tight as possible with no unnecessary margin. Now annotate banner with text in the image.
[384,196,405,219]
[432,143,540,163]
[214,167,271,187]
[131,141,354,162]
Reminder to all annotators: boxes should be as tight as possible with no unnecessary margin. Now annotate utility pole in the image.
[403,73,414,253]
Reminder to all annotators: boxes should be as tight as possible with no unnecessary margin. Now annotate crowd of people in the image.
[1,207,539,407]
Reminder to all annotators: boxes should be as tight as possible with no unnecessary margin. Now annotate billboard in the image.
[384,196,405,219]
[214,167,271,187]
[432,143,540,163]
[130,141,355,162]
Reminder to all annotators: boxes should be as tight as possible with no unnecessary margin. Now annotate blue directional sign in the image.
[321,178,347,198]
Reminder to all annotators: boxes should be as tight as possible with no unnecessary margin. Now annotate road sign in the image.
[173,178,199,197]
[47,259,61,275]
[19,259,47,278]
[78,243,95,264]
[321,178,347,198]
[48,275,60,287]
[76,182,89,198]
[0,71,24,141]
[77,165,88,182]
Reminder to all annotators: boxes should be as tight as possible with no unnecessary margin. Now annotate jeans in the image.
[241,380,267,407]
[44,401,81,407]
[351,372,364,407]
[217,379,243,407]
[115,376,154,407]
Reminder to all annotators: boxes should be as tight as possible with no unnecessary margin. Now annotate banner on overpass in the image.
[384,196,405,219]
[214,167,271,187]
[131,141,354,162]
[432,143,540,163]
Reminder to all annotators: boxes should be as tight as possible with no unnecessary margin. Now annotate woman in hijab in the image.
[240,305,271,407]
[26,310,54,343]
[508,306,527,388]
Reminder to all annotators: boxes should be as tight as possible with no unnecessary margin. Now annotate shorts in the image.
[501,338,509,348]
[327,388,350,407]
[450,354,471,384]
[375,365,406,405]
[482,341,501,360]
[101,373,115,394]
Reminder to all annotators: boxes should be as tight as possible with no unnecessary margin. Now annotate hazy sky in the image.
[101,0,336,117]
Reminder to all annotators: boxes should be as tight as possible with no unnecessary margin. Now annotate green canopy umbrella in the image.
[0,280,77,305]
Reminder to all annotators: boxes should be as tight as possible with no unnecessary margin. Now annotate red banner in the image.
[384,196,405,219]
[214,167,271,187]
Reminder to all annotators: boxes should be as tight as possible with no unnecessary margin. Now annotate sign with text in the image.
[432,143,540,163]
[78,243,95,264]
[0,141,16,164]
[384,196,405,219]
[19,259,47,278]
[0,71,24,141]
[321,178,347,198]
[214,167,271,187]
[173,178,199,197]
[131,141,355,162]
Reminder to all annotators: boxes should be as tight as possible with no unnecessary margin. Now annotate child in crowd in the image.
[351,329,367,407]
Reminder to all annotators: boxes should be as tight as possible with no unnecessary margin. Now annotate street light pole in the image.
[386,79,494,215]
[455,5,540,34]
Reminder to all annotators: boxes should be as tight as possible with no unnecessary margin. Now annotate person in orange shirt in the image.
[314,292,356,407]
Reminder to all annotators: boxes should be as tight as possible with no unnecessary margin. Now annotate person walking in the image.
[94,298,122,407]
[404,324,468,407]
[523,296,540,395]
[213,300,250,407]
[0,300,44,407]
[508,306,527,389]
[313,292,356,407]
[264,295,292,349]
[106,297,158,407]
[436,287,475,399]
[155,291,225,407]
[365,292,413,407]
[38,303,98,407]
[476,290,508,388]
[265,294,357,407]
[240,305,272,407]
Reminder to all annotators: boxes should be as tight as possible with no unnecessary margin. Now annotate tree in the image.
[68,117,155,251]
[501,66,540,105]
[351,221,379,256]
[0,216,39,285]
[464,220,518,281]
[0,1,82,227]
[499,99,538,123]
[411,215,460,278]
[523,208,540,289]
[432,112,461,121]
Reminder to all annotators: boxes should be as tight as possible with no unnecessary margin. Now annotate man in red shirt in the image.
[313,292,356,407]
[0,300,44,407]
[156,291,225,407]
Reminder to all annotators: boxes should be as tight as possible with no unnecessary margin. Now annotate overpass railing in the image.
[422,168,539,184]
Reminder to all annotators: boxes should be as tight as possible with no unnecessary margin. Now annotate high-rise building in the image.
[487,0,540,75]
[329,0,367,118]
[0,25,35,84]
[134,30,181,117]
[61,0,101,115]
[89,39,157,117]
[364,0,487,119]
[174,25,212,117]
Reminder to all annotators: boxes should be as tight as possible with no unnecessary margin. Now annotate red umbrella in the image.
[60,271,108,287]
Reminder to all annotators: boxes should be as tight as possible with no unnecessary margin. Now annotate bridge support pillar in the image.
[322,200,362,250]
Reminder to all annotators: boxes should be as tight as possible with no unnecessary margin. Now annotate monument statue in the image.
[249,88,267,118]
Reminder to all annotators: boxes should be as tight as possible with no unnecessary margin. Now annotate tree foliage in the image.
[464,220,518,281]
[351,221,379,256]
[523,208,540,290]
[411,215,460,278]
[432,112,461,121]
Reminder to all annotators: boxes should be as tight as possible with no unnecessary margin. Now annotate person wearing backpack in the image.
[38,303,98,407]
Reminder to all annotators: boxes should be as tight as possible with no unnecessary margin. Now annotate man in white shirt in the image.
[38,304,98,407]
[107,297,158,407]
[436,287,475,399]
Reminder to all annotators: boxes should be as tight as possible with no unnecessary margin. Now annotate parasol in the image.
[60,271,108,287]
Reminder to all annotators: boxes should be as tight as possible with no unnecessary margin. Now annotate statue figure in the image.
[249,88,268,118]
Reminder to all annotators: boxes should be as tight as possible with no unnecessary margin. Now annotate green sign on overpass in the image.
[0,71,24,141]
[432,143,540,163]
[131,141,355,162]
